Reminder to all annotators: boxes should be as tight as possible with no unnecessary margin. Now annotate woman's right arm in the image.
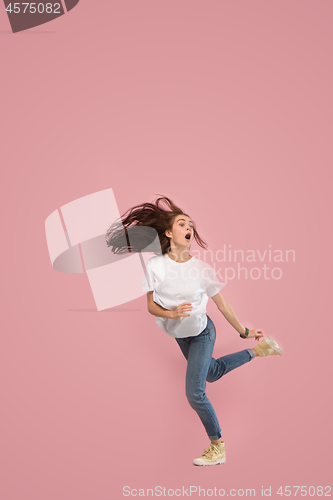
[146,292,192,320]
[147,292,174,319]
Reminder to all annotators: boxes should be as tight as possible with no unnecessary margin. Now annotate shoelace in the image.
[201,444,219,458]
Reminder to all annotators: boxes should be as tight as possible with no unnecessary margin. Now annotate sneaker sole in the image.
[193,458,226,466]
[264,336,283,356]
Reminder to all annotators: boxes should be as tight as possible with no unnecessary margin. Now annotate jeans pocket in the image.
[208,326,216,342]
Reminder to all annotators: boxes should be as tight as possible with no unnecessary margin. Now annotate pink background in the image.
[1,1,332,498]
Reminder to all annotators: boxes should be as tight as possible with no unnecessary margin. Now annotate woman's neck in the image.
[167,247,192,263]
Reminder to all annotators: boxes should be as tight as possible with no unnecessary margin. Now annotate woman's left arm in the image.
[211,292,263,340]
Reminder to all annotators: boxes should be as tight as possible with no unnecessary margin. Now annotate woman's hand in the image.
[247,329,264,341]
[172,302,193,320]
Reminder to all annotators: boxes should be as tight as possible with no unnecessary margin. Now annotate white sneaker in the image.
[253,336,283,357]
[193,441,226,466]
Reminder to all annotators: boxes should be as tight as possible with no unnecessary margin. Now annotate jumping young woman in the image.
[106,195,283,466]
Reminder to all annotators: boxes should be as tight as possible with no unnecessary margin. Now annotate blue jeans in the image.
[175,315,254,440]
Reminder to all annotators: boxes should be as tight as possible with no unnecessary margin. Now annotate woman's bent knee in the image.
[186,390,204,406]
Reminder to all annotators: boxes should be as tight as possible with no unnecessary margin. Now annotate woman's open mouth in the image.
[185,233,191,240]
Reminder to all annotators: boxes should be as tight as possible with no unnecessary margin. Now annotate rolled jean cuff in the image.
[209,431,222,440]
[246,348,255,360]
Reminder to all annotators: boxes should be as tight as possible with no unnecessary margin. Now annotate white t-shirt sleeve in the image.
[142,260,155,292]
[204,265,226,297]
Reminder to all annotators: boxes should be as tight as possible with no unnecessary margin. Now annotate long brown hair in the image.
[105,195,208,255]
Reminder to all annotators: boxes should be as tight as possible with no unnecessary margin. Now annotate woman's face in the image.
[166,214,194,247]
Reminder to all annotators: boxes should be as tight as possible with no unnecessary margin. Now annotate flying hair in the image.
[105,195,208,255]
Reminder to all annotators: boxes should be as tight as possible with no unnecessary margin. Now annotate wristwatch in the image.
[240,327,250,339]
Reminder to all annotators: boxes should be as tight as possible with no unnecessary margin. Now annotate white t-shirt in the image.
[142,253,226,338]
